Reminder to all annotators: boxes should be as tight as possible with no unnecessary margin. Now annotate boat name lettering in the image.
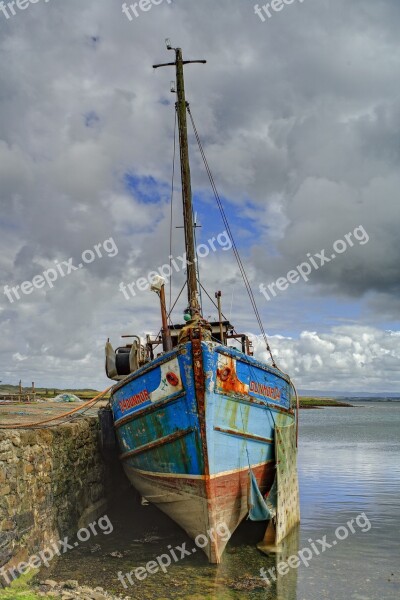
[119,390,150,412]
[249,381,281,400]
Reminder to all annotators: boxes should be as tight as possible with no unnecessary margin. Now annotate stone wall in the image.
[0,418,109,582]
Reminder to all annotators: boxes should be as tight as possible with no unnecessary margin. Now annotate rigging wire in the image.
[199,283,231,325]
[167,280,187,323]
[193,223,203,312]
[168,106,178,313]
[187,105,277,368]
[153,281,187,345]
[199,283,250,351]
[229,285,235,323]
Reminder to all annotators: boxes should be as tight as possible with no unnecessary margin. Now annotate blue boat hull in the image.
[110,340,295,562]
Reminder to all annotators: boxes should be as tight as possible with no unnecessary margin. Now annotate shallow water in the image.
[43,401,400,599]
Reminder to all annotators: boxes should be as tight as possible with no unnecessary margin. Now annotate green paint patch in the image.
[227,399,239,429]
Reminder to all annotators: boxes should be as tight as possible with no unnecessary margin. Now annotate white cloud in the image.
[0,0,399,392]
[252,327,400,393]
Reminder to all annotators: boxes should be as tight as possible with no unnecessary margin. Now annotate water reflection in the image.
[276,525,300,600]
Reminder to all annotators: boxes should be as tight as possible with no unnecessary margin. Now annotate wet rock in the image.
[34,580,127,600]
[80,586,95,595]
[63,580,79,589]
[228,575,270,591]
[44,580,58,589]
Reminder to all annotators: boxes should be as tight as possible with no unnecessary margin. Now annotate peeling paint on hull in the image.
[123,461,275,563]
[110,341,295,563]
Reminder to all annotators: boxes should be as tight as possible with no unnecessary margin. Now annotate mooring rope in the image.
[0,386,113,430]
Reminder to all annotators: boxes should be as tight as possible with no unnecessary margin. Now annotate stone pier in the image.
[0,414,110,584]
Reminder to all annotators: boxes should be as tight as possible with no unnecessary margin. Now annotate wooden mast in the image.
[153,44,206,317]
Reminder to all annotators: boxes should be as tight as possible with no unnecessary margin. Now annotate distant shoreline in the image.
[3,385,397,409]
[299,397,354,409]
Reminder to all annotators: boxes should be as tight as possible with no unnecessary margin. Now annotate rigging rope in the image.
[194,227,203,312]
[153,281,187,345]
[187,105,277,367]
[169,106,178,313]
[199,283,232,326]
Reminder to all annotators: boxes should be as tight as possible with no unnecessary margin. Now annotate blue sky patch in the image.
[191,191,264,253]
[124,173,170,204]
[84,111,100,128]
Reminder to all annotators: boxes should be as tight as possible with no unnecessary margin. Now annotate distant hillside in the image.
[299,397,353,408]
[0,384,101,400]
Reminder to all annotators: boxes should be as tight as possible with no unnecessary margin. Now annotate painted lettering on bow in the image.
[249,381,281,400]
[119,390,150,412]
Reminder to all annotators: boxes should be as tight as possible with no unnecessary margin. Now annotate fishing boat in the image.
[105,43,299,563]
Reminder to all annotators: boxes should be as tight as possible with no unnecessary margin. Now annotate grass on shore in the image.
[0,384,108,400]
[0,572,40,600]
[299,396,353,408]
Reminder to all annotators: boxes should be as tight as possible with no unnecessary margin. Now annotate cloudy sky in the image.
[0,0,399,394]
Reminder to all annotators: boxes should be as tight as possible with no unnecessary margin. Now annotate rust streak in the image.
[216,356,248,395]
[190,331,210,489]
